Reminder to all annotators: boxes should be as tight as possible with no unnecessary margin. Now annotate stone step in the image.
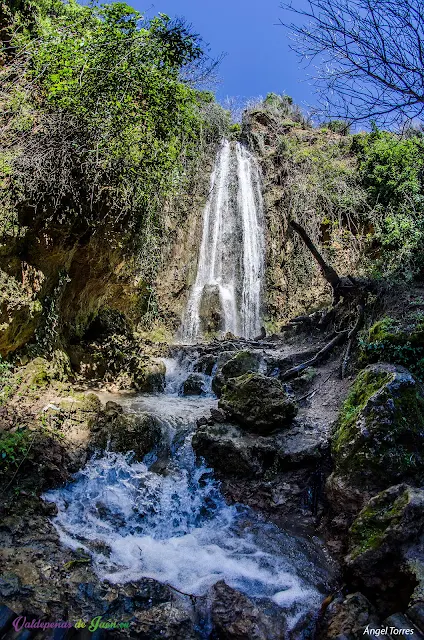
[383,613,424,639]
[407,604,424,635]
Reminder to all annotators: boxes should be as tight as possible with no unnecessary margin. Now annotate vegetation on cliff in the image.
[0,0,230,360]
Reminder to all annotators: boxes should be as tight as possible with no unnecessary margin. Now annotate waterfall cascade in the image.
[181,140,265,342]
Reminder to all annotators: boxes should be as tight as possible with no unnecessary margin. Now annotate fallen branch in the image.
[280,330,349,381]
[289,220,376,304]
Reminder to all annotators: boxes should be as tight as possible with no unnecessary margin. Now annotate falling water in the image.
[181,140,265,341]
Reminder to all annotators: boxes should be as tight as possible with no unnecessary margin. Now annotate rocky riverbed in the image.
[1,330,424,639]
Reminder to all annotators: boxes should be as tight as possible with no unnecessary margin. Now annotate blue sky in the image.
[133,0,316,111]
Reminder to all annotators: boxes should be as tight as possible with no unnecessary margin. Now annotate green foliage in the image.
[1,0,222,257]
[323,120,351,135]
[353,129,424,280]
[0,428,31,475]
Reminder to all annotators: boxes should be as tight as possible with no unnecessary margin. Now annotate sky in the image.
[132,0,316,112]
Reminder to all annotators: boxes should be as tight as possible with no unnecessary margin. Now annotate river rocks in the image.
[193,422,277,477]
[181,373,206,396]
[193,419,328,479]
[318,592,379,639]
[134,359,166,392]
[218,372,298,434]
[345,484,424,602]
[327,363,424,513]
[92,405,162,460]
[210,581,286,640]
[212,350,261,396]
[199,284,223,334]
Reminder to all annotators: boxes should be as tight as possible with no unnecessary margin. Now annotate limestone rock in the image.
[210,581,286,640]
[92,405,162,460]
[327,363,424,513]
[181,373,205,396]
[218,372,297,434]
[192,422,276,477]
[133,359,166,392]
[212,350,261,396]
[199,284,223,334]
[346,484,424,583]
[318,592,379,640]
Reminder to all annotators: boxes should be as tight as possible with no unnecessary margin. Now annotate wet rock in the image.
[345,484,424,601]
[92,410,162,460]
[327,364,424,514]
[193,422,276,477]
[181,373,206,396]
[199,284,223,334]
[219,372,298,435]
[134,360,166,392]
[193,419,327,479]
[128,601,199,639]
[105,401,124,413]
[210,407,227,423]
[193,353,217,376]
[318,592,379,639]
[210,581,286,640]
[212,350,261,396]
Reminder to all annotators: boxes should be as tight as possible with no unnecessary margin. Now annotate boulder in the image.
[92,405,162,460]
[327,363,424,513]
[181,373,206,396]
[193,419,327,478]
[346,484,424,584]
[210,581,286,640]
[218,372,298,435]
[199,284,223,334]
[212,350,261,396]
[134,359,166,392]
[193,422,277,477]
[318,592,379,640]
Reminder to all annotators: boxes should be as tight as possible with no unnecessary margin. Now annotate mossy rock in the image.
[92,406,162,460]
[181,373,206,396]
[212,350,261,397]
[218,372,298,435]
[360,315,424,381]
[133,359,166,392]
[331,363,424,492]
[346,484,424,596]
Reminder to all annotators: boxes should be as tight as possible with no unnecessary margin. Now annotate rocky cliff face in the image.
[241,101,364,329]
[155,98,365,338]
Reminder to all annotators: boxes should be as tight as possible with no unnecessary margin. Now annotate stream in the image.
[42,355,336,637]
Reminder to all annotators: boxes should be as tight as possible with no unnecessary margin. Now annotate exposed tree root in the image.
[341,302,365,379]
[280,330,349,381]
[289,219,377,304]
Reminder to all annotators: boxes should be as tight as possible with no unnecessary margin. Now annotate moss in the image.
[332,365,424,485]
[349,489,410,558]
[0,428,32,476]
[360,315,424,381]
[334,368,391,455]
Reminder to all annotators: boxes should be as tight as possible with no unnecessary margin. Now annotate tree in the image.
[280,0,424,126]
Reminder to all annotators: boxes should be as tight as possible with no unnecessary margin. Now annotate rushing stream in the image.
[181,139,265,341]
[43,357,334,636]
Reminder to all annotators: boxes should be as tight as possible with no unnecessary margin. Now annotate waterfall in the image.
[181,140,265,342]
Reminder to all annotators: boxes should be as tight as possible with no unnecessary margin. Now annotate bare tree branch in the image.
[280,0,424,126]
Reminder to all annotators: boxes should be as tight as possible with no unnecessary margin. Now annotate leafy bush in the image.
[353,128,424,280]
[1,0,225,254]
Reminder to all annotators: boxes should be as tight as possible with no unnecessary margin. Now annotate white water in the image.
[181,140,265,341]
[43,361,335,634]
